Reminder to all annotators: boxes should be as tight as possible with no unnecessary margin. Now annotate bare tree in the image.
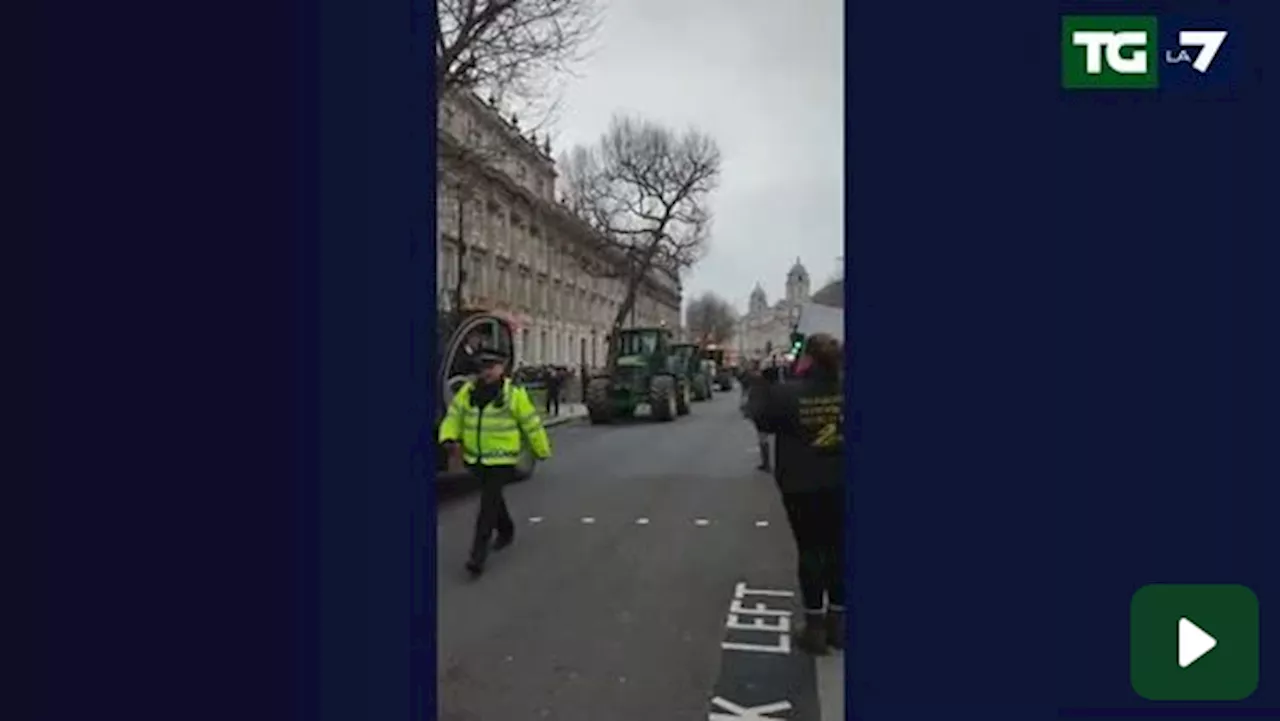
[685,292,737,345]
[435,0,601,126]
[560,114,722,364]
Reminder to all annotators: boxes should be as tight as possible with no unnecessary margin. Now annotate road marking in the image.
[721,583,795,655]
[518,516,785,528]
[709,580,817,719]
[709,697,793,719]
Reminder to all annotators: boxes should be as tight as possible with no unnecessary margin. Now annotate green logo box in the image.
[1062,16,1160,89]
[1130,584,1259,701]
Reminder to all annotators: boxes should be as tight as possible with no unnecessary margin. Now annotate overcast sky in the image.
[550,0,844,316]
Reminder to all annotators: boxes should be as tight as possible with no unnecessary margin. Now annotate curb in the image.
[544,413,588,429]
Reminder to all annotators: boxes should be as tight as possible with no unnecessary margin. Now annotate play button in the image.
[1131,584,1260,701]
[1178,617,1217,668]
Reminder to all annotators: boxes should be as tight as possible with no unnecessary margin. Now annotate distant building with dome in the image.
[735,258,811,360]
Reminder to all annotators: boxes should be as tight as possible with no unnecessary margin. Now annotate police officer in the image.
[749,333,845,654]
[438,345,552,577]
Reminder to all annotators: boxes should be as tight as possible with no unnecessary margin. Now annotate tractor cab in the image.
[671,341,712,401]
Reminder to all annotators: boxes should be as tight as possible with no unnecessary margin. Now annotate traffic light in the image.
[789,331,804,353]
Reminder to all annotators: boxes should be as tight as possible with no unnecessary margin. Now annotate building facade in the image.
[437,91,682,369]
[735,259,811,360]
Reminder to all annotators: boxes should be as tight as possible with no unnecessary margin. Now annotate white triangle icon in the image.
[1178,617,1217,668]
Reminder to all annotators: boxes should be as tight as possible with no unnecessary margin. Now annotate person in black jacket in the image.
[741,361,771,471]
[750,333,845,654]
[545,366,564,416]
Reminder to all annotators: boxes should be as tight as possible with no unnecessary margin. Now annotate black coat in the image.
[749,368,844,494]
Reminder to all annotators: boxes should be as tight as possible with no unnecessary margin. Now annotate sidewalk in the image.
[815,650,844,720]
[542,402,588,428]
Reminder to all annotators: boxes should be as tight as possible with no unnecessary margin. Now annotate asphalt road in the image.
[436,389,842,721]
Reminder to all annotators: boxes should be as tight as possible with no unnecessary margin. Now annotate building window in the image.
[470,254,484,299]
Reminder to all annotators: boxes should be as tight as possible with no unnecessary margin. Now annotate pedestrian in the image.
[438,345,552,577]
[545,366,563,416]
[749,333,845,654]
[741,360,772,472]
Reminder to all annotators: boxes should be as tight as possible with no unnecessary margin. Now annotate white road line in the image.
[635,518,650,525]
[815,650,844,720]
[581,517,596,524]
[755,520,769,527]
[528,517,543,523]
[694,518,710,526]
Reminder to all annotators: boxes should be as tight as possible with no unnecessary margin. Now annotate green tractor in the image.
[673,342,713,401]
[702,346,735,391]
[585,327,691,423]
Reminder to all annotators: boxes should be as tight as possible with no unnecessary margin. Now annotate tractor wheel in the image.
[676,382,691,416]
[649,375,676,422]
[586,377,613,424]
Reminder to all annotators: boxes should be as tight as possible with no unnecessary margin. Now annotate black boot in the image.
[794,611,828,655]
[492,529,514,551]
[825,608,845,650]
[465,556,485,577]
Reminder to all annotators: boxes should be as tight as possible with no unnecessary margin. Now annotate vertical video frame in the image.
[432,0,846,718]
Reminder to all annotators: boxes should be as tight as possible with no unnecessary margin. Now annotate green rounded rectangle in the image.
[1130,583,1259,701]
[1062,15,1159,89]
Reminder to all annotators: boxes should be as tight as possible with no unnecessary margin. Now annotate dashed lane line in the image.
[525,517,775,527]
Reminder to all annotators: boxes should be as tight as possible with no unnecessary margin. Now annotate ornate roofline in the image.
[438,131,680,311]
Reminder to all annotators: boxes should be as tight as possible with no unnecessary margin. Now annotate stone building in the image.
[735,258,811,360]
[436,91,682,369]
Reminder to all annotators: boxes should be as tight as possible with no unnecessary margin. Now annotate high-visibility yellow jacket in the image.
[438,378,552,466]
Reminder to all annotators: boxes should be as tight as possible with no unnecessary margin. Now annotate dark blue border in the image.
[847,1,1278,719]
[31,0,414,717]
[409,0,438,718]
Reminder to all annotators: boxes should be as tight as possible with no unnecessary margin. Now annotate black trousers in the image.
[545,389,561,415]
[781,487,845,612]
[470,464,516,562]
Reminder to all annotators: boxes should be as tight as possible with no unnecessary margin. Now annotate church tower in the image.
[785,258,810,307]
[749,283,768,314]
